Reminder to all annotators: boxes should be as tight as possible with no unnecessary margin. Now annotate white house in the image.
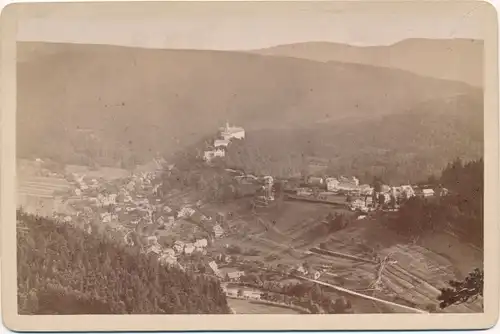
[400,185,415,199]
[325,178,340,192]
[173,241,185,254]
[203,148,226,162]
[184,243,196,255]
[242,290,262,300]
[351,199,366,211]
[147,244,162,255]
[337,177,360,192]
[101,213,112,223]
[214,139,231,148]
[296,188,313,196]
[213,224,224,238]
[308,176,324,186]
[220,122,245,141]
[162,248,176,258]
[359,184,374,196]
[312,271,322,280]
[381,185,391,193]
[422,189,435,197]
[226,270,245,281]
[159,254,177,266]
[145,236,157,246]
[177,207,195,219]
[208,261,222,278]
[296,265,308,275]
[351,176,360,186]
[194,239,208,248]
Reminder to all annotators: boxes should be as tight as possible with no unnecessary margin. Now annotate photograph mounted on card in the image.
[1,0,498,332]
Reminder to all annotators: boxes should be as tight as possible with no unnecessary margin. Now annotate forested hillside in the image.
[17,211,230,314]
[386,158,483,247]
[222,94,483,184]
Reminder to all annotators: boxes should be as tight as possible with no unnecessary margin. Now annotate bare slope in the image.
[252,39,483,87]
[17,42,480,169]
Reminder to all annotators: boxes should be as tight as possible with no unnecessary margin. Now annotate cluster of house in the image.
[222,285,263,300]
[122,204,228,262]
[128,230,211,267]
[349,184,448,212]
[293,264,323,280]
[295,175,365,198]
[203,122,245,163]
[53,159,234,271]
[209,263,247,282]
[292,175,447,213]
[306,176,361,193]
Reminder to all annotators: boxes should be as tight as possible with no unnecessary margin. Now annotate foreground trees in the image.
[17,210,230,315]
[387,158,483,247]
[438,269,484,309]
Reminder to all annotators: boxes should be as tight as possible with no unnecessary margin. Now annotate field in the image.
[17,161,73,216]
[214,199,354,261]
[227,298,302,314]
[206,196,483,314]
[65,164,130,180]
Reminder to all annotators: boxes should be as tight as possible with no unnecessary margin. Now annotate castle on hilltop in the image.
[219,122,245,141]
[203,122,245,163]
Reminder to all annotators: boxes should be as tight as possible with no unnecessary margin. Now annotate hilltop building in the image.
[214,139,231,148]
[203,148,225,162]
[220,122,245,141]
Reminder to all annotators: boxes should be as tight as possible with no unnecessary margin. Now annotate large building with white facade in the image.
[219,122,245,141]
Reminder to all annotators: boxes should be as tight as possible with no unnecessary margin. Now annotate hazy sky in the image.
[16,1,490,50]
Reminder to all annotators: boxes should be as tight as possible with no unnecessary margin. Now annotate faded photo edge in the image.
[1,1,499,332]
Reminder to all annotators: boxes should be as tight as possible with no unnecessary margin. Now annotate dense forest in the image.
[17,211,230,315]
[386,158,483,247]
[221,95,482,184]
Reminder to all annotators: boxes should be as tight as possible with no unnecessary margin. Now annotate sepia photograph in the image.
[1,0,499,331]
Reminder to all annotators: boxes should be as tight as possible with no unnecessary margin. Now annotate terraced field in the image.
[209,197,483,314]
[17,175,72,216]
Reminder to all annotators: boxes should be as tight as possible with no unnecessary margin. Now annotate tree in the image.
[438,268,483,309]
[390,194,397,209]
[272,181,285,198]
[372,176,384,193]
[378,193,386,206]
[345,194,352,203]
[16,210,231,315]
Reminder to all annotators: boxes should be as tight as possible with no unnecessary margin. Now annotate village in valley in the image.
[16,120,475,316]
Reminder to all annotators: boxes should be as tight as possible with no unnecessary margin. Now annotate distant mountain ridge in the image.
[17,42,482,182]
[251,38,483,87]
